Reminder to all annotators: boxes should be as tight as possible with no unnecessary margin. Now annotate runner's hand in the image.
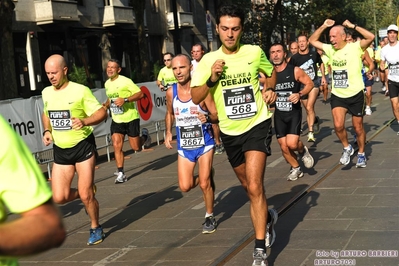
[324,19,335,27]
[262,89,276,105]
[210,59,225,82]
[164,132,173,149]
[42,131,53,146]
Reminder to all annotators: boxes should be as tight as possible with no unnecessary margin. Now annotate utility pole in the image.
[373,0,378,45]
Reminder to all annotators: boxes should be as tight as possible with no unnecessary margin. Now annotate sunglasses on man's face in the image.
[164,59,172,62]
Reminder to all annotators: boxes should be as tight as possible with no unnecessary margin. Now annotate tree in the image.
[130,1,151,82]
[0,0,17,100]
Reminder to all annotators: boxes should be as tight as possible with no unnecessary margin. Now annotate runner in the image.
[269,43,315,181]
[165,54,218,234]
[41,54,108,245]
[380,24,399,134]
[103,59,152,183]
[309,19,374,168]
[156,52,178,91]
[290,34,323,142]
[191,4,278,266]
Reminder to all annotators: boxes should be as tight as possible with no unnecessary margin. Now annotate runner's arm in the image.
[309,19,334,51]
[295,67,314,97]
[164,88,175,149]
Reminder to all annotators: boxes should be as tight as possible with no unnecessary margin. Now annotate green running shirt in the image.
[157,66,177,86]
[323,42,364,98]
[191,44,274,136]
[105,75,141,123]
[0,115,52,266]
[42,81,103,149]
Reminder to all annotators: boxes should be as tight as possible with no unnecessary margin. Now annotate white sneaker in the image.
[382,86,386,92]
[287,167,304,181]
[301,146,314,169]
[114,172,127,183]
[339,145,354,165]
[141,128,152,148]
[365,106,372,116]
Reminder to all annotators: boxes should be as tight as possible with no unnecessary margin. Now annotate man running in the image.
[380,24,399,135]
[156,52,178,91]
[290,34,323,142]
[191,4,278,266]
[165,54,218,234]
[103,59,152,183]
[270,43,315,181]
[309,19,374,168]
[42,54,107,245]
[191,43,225,155]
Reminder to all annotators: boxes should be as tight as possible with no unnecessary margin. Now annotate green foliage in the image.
[68,64,96,88]
[152,61,162,81]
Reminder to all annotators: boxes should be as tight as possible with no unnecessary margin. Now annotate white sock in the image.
[205,212,213,218]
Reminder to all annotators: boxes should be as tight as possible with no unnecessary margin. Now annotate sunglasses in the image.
[163,59,172,62]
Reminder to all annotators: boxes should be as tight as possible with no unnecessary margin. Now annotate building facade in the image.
[10,0,219,98]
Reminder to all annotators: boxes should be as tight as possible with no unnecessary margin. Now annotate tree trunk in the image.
[0,0,17,100]
[130,1,151,82]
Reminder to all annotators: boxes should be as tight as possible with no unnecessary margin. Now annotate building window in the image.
[151,0,159,13]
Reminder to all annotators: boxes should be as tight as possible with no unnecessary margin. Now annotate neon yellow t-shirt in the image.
[364,47,374,72]
[191,44,274,136]
[374,46,381,62]
[323,42,364,98]
[157,66,177,86]
[105,75,141,123]
[42,81,103,148]
[0,115,52,266]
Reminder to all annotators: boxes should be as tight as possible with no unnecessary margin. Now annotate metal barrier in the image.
[33,120,174,178]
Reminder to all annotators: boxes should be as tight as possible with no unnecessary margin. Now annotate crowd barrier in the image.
[0,82,172,177]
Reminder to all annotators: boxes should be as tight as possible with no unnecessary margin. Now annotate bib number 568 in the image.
[232,104,251,114]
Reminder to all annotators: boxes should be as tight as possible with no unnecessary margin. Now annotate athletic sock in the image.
[255,239,266,250]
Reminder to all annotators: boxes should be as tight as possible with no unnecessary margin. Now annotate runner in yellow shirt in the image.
[103,59,151,183]
[191,4,278,266]
[156,52,178,91]
[42,54,107,245]
[309,19,374,168]
[0,115,65,266]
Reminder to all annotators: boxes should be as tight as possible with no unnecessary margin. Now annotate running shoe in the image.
[365,106,372,116]
[202,216,217,234]
[307,132,315,142]
[287,167,304,181]
[356,154,367,168]
[382,86,386,92]
[266,208,278,248]
[252,248,268,266]
[339,145,354,165]
[301,146,314,169]
[214,144,224,155]
[313,116,320,134]
[114,172,127,184]
[142,128,152,148]
[87,226,105,245]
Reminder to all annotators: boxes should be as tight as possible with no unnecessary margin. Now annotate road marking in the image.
[267,156,285,168]
[93,246,137,266]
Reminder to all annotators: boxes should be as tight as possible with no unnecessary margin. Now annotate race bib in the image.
[223,85,257,120]
[275,91,292,112]
[303,65,316,80]
[333,69,349,88]
[389,63,399,77]
[110,99,124,115]
[179,124,204,149]
[48,110,72,130]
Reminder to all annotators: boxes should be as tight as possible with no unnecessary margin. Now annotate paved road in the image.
[19,85,399,266]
